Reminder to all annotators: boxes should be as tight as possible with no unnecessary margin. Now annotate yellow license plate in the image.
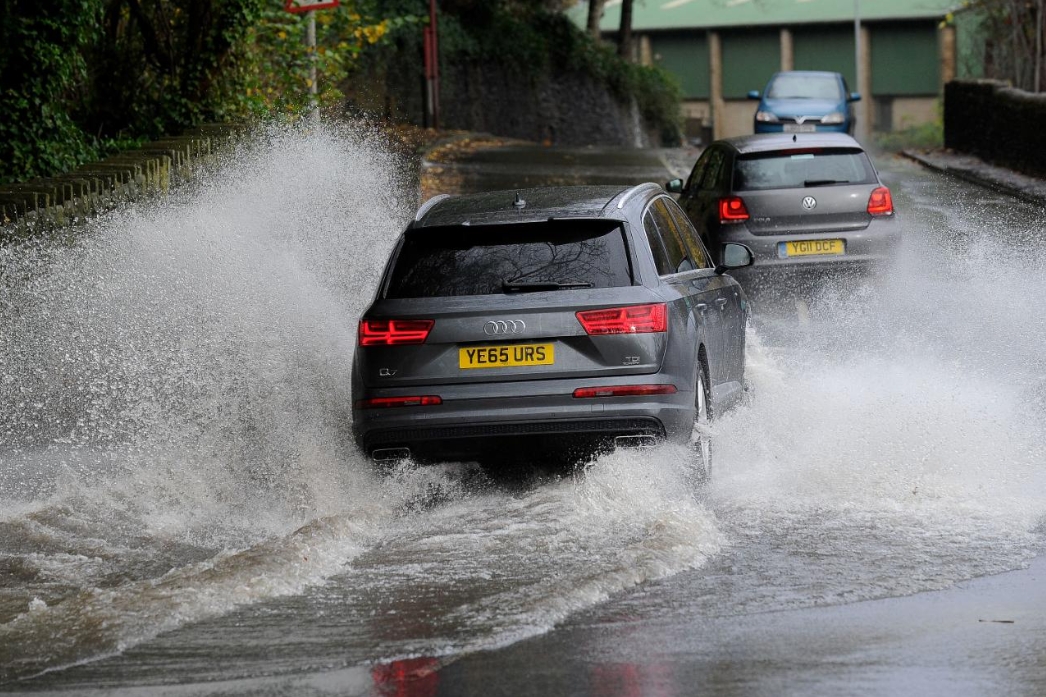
[781,239,845,257]
[459,344,554,369]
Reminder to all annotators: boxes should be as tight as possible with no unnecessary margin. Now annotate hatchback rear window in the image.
[385,220,633,298]
[733,148,877,191]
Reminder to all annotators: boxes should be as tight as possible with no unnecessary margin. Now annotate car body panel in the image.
[750,71,859,135]
[351,185,750,464]
[675,133,899,279]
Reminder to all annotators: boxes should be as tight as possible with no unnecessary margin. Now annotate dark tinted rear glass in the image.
[385,220,633,298]
[733,148,877,191]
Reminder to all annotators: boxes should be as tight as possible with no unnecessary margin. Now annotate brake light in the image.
[358,319,434,346]
[573,385,678,398]
[576,303,667,335]
[867,186,894,216]
[719,196,750,223]
[355,395,442,409]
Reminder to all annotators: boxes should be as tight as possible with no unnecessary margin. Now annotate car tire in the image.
[691,353,714,482]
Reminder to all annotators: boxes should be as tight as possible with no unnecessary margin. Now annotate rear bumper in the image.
[714,218,899,282]
[352,381,694,463]
[362,417,666,463]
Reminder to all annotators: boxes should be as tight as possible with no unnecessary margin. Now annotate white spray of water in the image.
[1,136,1044,682]
[707,168,1046,596]
[0,124,429,680]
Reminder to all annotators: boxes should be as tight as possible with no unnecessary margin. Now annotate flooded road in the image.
[1,126,1045,695]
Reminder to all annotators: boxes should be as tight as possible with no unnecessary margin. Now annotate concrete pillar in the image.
[780,28,793,71]
[940,24,956,87]
[857,25,872,138]
[639,34,653,67]
[710,31,724,140]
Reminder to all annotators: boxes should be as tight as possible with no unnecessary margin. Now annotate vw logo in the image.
[484,319,526,335]
[795,116,807,125]
[802,196,817,210]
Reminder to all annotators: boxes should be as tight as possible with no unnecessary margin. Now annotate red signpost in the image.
[284,0,339,12]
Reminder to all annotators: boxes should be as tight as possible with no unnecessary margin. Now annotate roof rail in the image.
[615,182,661,210]
[414,193,452,222]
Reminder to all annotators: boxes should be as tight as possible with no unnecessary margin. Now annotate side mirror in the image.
[848,92,862,102]
[665,178,683,194]
[747,90,762,100]
[715,243,755,275]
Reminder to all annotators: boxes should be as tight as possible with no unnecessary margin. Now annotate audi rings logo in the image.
[802,196,817,210]
[484,319,526,335]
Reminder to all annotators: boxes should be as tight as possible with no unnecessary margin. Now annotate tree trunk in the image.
[617,0,633,61]
[587,0,605,40]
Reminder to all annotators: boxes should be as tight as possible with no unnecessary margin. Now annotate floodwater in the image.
[1,126,1045,693]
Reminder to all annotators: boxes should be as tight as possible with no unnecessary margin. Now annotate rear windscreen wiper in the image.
[803,179,850,187]
[502,280,594,293]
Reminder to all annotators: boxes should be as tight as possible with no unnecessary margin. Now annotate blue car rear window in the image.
[733,148,877,191]
[385,220,634,298]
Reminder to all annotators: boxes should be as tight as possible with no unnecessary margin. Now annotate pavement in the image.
[902,148,1046,205]
[435,555,1046,697]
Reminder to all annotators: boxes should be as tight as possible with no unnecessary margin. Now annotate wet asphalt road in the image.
[3,136,1046,696]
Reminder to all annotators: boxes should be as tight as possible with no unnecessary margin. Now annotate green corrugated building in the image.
[575,0,977,140]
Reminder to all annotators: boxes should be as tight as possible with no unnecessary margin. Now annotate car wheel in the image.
[691,355,713,481]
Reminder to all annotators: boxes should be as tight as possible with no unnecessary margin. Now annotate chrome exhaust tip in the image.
[614,434,657,449]
[372,447,411,462]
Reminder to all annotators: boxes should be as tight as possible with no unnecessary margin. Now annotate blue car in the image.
[748,71,861,135]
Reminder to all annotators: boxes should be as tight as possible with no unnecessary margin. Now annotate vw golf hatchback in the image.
[667,133,898,286]
[352,185,753,472]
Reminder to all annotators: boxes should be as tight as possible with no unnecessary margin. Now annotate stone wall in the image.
[944,80,1046,178]
[438,62,657,147]
[356,51,663,148]
[0,125,240,241]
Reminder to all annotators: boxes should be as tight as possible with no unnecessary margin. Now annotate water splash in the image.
[0,123,424,679]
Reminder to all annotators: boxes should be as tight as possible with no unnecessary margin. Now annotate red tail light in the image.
[355,395,442,409]
[358,319,434,346]
[719,196,750,223]
[576,303,667,335]
[573,385,677,398]
[867,186,894,216]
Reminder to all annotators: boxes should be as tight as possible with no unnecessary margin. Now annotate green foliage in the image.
[957,0,1046,91]
[873,100,944,152]
[0,0,269,184]
[0,0,406,184]
[237,3,414,117]
[85,0,267,138]
[0,0,102,184]
[873,120,944,153]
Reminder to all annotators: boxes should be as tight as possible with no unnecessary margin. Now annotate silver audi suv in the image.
[352,184,754,471]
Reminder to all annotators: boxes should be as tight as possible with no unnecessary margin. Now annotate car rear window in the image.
[385,220,634,298]
[733,148,878,191]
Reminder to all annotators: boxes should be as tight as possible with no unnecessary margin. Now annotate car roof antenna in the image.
[792,134,797,142]
[513,191,526,209]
